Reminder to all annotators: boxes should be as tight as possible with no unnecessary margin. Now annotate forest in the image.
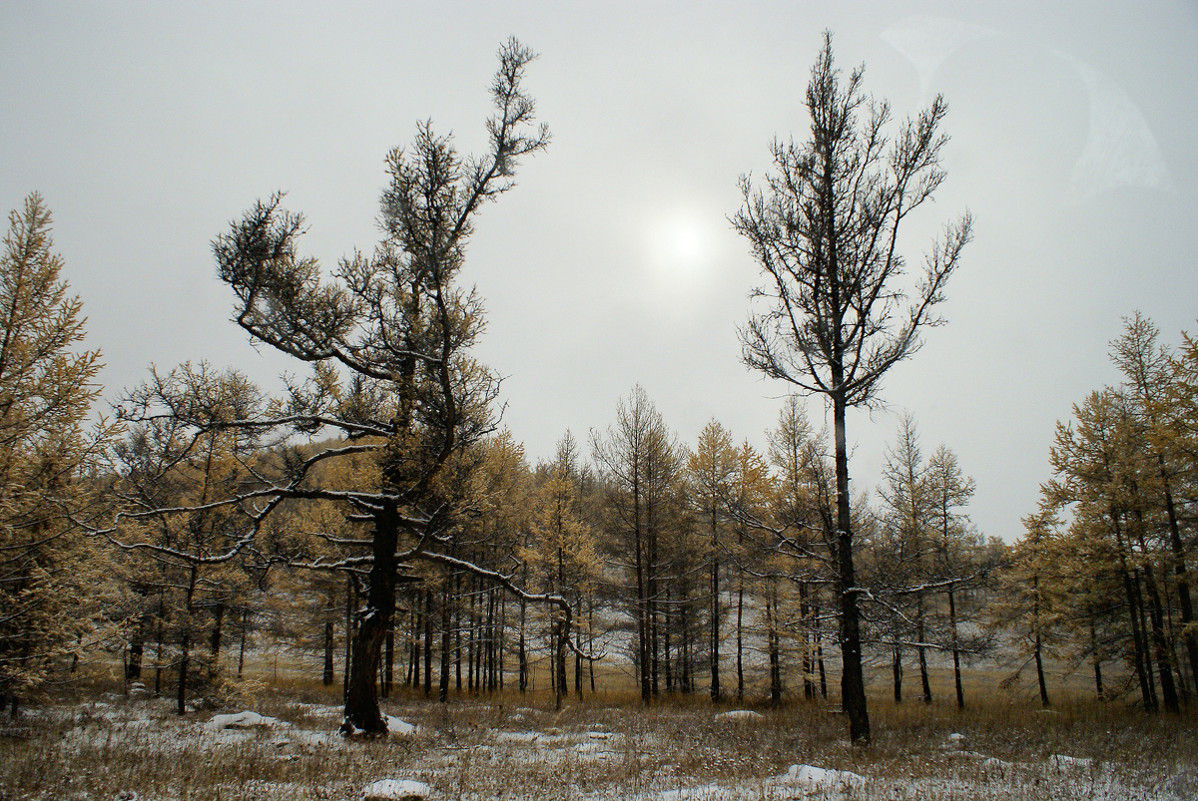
[1,33,1196,801]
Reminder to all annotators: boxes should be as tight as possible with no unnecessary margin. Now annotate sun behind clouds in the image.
[647,210,715,285]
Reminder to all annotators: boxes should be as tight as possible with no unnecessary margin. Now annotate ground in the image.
[2,684,1194,801]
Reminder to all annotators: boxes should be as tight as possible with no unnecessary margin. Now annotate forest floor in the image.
[2,679,1195,801]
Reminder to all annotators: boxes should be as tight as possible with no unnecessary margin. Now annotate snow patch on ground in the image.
[780,763,867,791]
[712,710,763,723]
[652,784,728,800]
[385,715,416,736]
[206,710,292,731]
[362,778,433,800]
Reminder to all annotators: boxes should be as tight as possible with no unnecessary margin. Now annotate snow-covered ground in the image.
[2,697,1193,800]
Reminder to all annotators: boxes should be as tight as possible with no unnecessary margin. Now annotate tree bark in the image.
[323,620,335,686]
[439,582,452,703]
[1034,628,1050,707]
[948,587,964,710]
[736,570,745,702]
[517,597,527,693]
[177,566,198,716]
[917,599,932,704]
[1158,458,1198,689]
[341,504,398,736]
[237,608,249,680]
[833,392,870,744]
[710,505,721,701]
[210,602,225,661]
[127,612,149,681]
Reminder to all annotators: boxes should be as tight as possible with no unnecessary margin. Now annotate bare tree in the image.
[733,32,971,744]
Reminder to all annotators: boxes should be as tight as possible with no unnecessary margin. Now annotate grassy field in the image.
[2,658,1195,801]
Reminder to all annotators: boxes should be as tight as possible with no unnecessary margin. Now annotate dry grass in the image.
[2,667,1195,801]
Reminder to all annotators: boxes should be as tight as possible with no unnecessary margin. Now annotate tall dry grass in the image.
[2,665,1194,801]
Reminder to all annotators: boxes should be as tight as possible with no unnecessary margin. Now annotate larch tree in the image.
[765,396,831,701]
[876,413,934,704]
[591,385,681,703]
[686,419,736,701]
[1047,388,1180,712]
[996,502,1065,708]
[724,439,775,701]
[924,443,978,710]
[733,32,971,744]
[0,194,116,715]
[522,433,600,708]
[1111,312,1198,689]
[110,362,267,714]
[136,38,560,736]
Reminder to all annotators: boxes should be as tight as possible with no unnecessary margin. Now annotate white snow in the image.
[780,763,867,790]
[362,778,432,800]
[385,715,416,736]
[713,710,763,722]
[1049,754,1094,770]
[653,785,727,800]
[942,731,968,750]
[205,710,292,731]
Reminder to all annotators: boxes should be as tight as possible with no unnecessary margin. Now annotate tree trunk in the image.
[1158,459,1198,689]
[815,597,827,699]
[468,578,478,693]
[1034,628,1050,707]
[917,599,932,704]
[323,620,335,686]
[768,584,782,706]
[498,591,507,690]
[210,602,225,661]
[518,598,527,693]
[948,586,964,710]
[127,611,149,681]
[649,519,660,699]
[1140,560,1180,712]
[630,462,650,704]
[892,644,903,703]
[800,583,815,700]
[1134,571,1160,710]
[423,587,433,697]
[341,504,399,736]
[664,586,673,694]
[177,566,198,716]
[833,393,870,744]
[736,571,744,702]
[237,608,249,680]
[1114,520,1155,712]
[345,578,355,699]
[455,585,463,693]
[153,598,163,696]
[439,582,452,703]
[589,598,597,694]
[574,597,583,697]
[710,507,721,701]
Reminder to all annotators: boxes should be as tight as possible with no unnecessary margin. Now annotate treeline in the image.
[3,195,1196,734]
[1005,312,1198,711]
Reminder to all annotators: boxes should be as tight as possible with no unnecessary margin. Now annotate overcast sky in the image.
[3,1,1197,542]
